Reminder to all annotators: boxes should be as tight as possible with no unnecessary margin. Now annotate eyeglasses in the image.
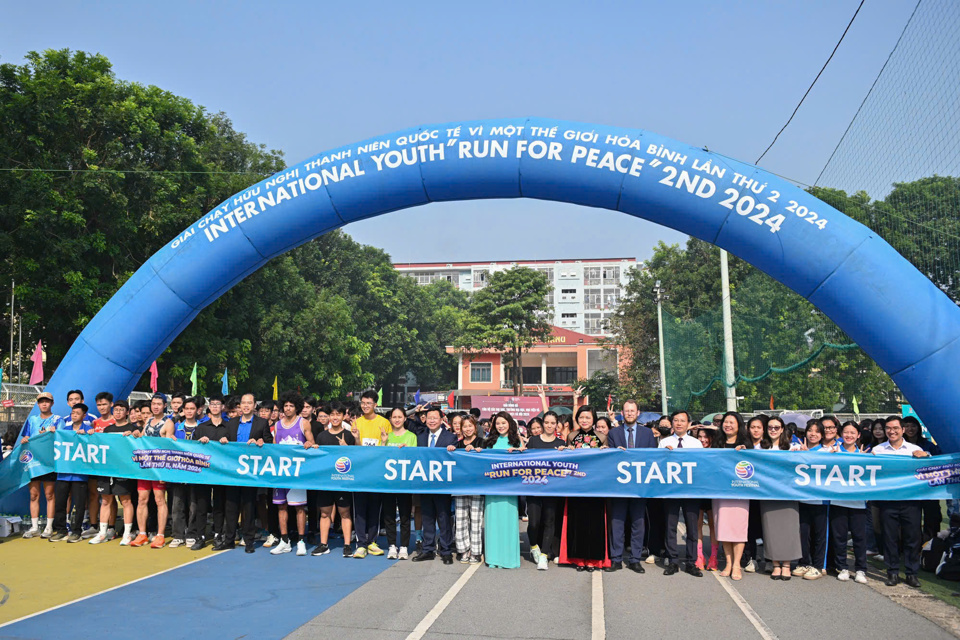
[768,425,783,431]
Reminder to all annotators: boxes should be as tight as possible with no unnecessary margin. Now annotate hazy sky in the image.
[1,0,917,263]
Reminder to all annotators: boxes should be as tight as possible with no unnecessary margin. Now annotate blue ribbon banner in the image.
[2,431,959,501]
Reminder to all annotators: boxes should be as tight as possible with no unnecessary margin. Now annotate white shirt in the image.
[658,434,703,449]
[872,440,923,457]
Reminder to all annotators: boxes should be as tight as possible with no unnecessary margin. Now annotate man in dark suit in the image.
[412,406,457,564]
[605,399,658,573]
[220,392,274,553]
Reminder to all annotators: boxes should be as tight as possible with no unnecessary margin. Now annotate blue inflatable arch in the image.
[47,118,960,450]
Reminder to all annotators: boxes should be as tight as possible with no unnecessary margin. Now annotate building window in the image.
[545,289,554,307]
[584,266,601,286]
[412,271,434,285]
[473,269,489,288]
[561,313,577,318]
[584,288,601,309]
[602,289,620,309]
[522,367,542,384]
[587,349,618,378]
[470,362,492,383]
[602,266,620,284]
[547,366,577,385]
[561,288,576,294]
[536,267,554,281]
[584,313,602,334]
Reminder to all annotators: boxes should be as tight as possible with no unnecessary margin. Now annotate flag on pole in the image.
[447,390,455,409]
[770,395,775,410]
[0,367,4,389]
[606,394,612,412]
[189,363,198,396]
[221,367,229,395]
[28,340,44,385]
[414,389,421,404]
[149,361,159,393]
[377,387,383,406]
[852,395,860,415]
[272,376,279,401]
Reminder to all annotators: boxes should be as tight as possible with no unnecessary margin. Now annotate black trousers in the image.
[645,498,666,556]
[224,486,259,546]
[609,497,647,564]
[922,500,942,543]
[382,493,412,549]
[879,501,922,576]
[210,486,227,539]
[420,494,452,556]
[799,503,828,569]
[53,480,87,534]
[664,498,699,564]
[170,484,190,540]
[353,492,382,547]
[743,500,763,565]
[526,496,559,558]
[830,505,868,572]
[189,485,211,541]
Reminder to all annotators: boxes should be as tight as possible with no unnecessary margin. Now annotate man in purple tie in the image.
[658,410,703,577]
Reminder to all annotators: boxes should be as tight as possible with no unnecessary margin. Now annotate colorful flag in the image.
[377,387,383,406]
[272,376,278,401]
[189,363,198,396]
[770,395,775,410]
[852,395,860,415]
[447,390,455,408]
[28,340,44,385]
[606,394,612,412]
[149,361,159,393]
[221,367,229,395]
[414,389,421,404]
[0,367,3,389]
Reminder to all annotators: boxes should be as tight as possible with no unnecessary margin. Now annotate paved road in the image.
[287,553,957,640]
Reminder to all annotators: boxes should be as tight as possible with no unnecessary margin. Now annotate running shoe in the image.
[837,569,850,582]
[129,533,149,547]
[296,540,307,556]
[49,531,67,542]
[792,565,811,576]
[854,571,868,584]
[531,544,541,563]
[398,546,409,560]
[387,545,399,559]
[744,559,757,573]
[190,538,205,551]
[67,533,82,543]
[41,528,53,539]
[89,533,108,545]
[263,534,278,548]
[353,546,368,559]
[803,568,823,580]
[105,528,117,541]
[469,555,482,565]
[311,543,330,556]
[169,538,184,548]
[120,532,134,546]
[367,542,384,556]
[342,543,353,558]
[150,534,166,549]
[537,555,549,571]
[238,537,245,546]
[185,538,196,547]
[270,539,292,555]
[22,527,40,539]
[644,554,656,564]
[460,553,471,564]
[81,526,98,539]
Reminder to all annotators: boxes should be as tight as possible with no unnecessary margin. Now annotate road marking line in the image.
[406,562,480,640]
[711,572,779,640]
[592,570,605,640]
[0,551,223,629]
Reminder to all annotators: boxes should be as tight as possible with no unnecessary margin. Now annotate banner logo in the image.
[735,461,755,480]
[335,457,352,474]
[19,451,33,464]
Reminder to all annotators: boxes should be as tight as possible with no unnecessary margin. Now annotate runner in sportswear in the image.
[91,400,137,545]
[270,391,317,557]
[85,391,116,539]
[50,403,91,542]
[169,397,202,548]
[351,389,391,558]
[312,401,355,558]
[383,407,416,559]
[130,393,175,548]
[20,392,63,538]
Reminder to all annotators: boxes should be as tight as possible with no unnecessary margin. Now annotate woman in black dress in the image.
[559,405,609,571]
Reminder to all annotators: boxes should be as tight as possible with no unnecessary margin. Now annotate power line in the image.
[755,0,865,165]
[0,167,273,175]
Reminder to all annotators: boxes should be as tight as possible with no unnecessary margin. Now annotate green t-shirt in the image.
[386,430,417,447]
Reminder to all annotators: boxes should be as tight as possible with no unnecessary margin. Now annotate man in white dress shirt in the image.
[658,410,703,577]
[873,416,930,588]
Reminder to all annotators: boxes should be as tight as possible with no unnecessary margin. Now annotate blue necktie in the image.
[430,433,437,448]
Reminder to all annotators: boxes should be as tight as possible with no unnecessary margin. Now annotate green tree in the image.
[455,267,551,395]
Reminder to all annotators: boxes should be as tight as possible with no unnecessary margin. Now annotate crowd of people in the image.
[7,387,941,588]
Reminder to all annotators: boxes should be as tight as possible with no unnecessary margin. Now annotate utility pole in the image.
[17,315,22,382]
[720,250,738,412]
[8,280,13,384]
[654,280,669,415]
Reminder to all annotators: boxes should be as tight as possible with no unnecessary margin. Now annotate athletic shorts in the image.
[98,477,134,496]
[272,488,307,506]
[137,479,167,492]
[33,472,57,483]
[317,491,351,509]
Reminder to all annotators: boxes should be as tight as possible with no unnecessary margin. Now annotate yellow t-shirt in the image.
[354,414,391,446]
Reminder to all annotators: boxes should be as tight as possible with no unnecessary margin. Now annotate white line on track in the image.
[711,572,779,640]
[592,571,605,640]
[0,551,223,629]
[406,562,480,640]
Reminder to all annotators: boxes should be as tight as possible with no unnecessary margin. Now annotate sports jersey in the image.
[174,421,199,440]
[142,417,167,437]
[275,416,307,445]
[386,430,417,447]
[20,414,64,438]
[354,413,391,446]
[92,416,116,433]
[57,421,88,482]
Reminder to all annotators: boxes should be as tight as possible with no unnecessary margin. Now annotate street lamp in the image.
[654,280,668,415]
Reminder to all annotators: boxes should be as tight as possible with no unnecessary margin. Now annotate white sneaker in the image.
[89,533,108,545]
[119,533,133,546]
[238,537,245,546]
[169,538,184,548]
[22,527,40,539]
[270,539,292,555]
[744,559,757,573]
[537,555,549,571]
[41,528,53,539]
[837,569,850,581]
[296,540,307,556]
[398,546,409,560]
[644,554,656,564]
[531,544,541,563]
[263,534,278,548]
[803,568,823,580]
[387,545,398,559]
[854,571,868,584]
[875,554,884,562]
[792,565,811,577]
[185,538,196,547]
[105,528,117,541]
[81,527,99,539]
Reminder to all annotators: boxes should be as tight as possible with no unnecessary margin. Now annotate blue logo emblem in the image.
[735,461,754,480]
[19,451,34,464]
[335,457,351,473]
